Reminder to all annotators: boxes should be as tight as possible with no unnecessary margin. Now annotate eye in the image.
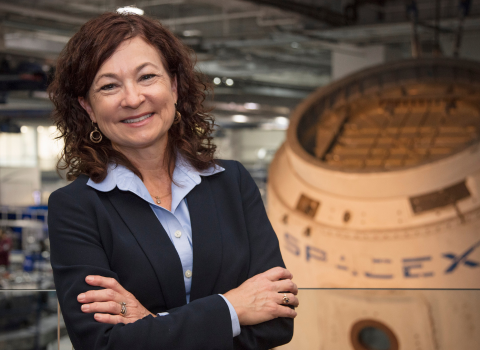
[140,74,156,81]
[100,83,116,91]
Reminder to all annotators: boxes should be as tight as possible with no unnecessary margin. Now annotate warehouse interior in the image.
[2,0,480,204]
[0,1,479,349]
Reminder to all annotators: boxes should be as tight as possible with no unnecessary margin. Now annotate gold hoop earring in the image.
[90,122,102,143]
[174,111,181,124]
[174,103,181,124]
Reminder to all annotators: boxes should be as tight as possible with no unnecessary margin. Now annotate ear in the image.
[78,96,97,123]
[171,75,178,103]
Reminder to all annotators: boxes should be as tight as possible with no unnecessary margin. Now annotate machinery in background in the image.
[0,206,58,350]
[0,58,49,104]
[0,206,52,289]
[269,58,480,350]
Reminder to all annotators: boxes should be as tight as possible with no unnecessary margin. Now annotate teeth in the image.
[123,113,153,123]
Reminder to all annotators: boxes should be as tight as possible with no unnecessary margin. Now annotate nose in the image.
[120,83,145,109]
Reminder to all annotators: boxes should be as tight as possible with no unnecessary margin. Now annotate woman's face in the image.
[79,36,178,153]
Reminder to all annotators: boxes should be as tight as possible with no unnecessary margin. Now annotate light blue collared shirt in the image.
[86,158,241,337]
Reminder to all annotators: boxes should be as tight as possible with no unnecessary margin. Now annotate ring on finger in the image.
[283,293,290,304]
[120,302,127,316]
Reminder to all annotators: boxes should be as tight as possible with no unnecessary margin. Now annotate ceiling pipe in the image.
[161,11,261,26]
[256,16,299,27]
[454,0,472,57]
[242,0,348,26]
[0,3,88,25]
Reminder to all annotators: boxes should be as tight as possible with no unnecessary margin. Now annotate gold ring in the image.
[120,302,127,316]
[283,293,289,304]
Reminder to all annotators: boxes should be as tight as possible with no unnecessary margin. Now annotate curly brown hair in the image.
[48,12,216,183]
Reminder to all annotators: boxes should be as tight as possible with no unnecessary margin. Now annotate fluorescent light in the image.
[225,78,234,86]
[37,126,45,133]
[244,102,259,110]
[213,77,221,85]
[257,148,267,159]
[232,115,248,123]
[275,116,289,128]
[20,126,28,133]
[183,29,202,37]
[117,6,144,15]
[33,91,49,99]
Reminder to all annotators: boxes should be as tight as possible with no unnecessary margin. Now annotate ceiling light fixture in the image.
[183,29,202,37]
[232,115,248,123]
[117,6,144,15]
[244,102,260,110]
[257,148,267,159]
[274,116,289,128]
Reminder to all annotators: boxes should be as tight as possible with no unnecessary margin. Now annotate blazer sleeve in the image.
[233,162,294,350]
[48,187,233,350]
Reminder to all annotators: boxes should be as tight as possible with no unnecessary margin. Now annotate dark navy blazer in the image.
[48,160,293,350]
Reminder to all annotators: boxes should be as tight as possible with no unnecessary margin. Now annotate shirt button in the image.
[174,230,182,238]
[185,270,192,278]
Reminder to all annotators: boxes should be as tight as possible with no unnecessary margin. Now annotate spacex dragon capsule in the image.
[269,58,480,350]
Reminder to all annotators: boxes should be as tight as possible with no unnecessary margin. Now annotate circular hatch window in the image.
[351,319,399,350]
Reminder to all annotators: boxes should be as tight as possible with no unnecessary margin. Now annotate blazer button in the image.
[174,230,182,238]
[185,270,192,278]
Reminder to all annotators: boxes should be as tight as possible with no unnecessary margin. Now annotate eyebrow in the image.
[94,62,159,85]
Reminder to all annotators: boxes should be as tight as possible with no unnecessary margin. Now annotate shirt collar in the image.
[86,156,224,213]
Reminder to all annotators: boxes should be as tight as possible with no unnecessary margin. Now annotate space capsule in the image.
[269,58,480,349]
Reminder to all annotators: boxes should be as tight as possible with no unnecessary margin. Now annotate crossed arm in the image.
[50,162,298,349]
[77,267,298,326]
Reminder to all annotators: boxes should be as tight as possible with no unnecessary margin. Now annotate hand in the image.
[77,275,155,324]
[223,267,299,326]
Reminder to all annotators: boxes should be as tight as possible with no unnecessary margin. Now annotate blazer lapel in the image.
[106,188,186,309]
[187,177,223,301]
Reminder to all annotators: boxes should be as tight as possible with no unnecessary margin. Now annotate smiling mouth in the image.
[122,113,154,124]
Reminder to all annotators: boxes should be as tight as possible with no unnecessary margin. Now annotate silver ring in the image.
[283,293,289,304]
[120,302,127,316]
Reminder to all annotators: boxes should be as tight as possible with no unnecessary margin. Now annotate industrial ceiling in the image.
[0,0,479,123]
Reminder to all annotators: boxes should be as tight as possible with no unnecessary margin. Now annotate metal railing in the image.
[1,288,479,350]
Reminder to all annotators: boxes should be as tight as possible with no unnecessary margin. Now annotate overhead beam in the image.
[303,17,480,44]
[0,3,89,26]
[241,0,348,26]
[161,11,261,26]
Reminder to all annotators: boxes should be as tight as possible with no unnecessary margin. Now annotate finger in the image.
[273,302,298,319]
[85,276,129,296]
[277,293,299,308]
[94,313,126,325]
[78,289,121,304]
[273,279,298,295]
[263,267,293,282]
[81,301,122,315]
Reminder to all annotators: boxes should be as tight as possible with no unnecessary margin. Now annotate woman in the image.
[48,12,298,350]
